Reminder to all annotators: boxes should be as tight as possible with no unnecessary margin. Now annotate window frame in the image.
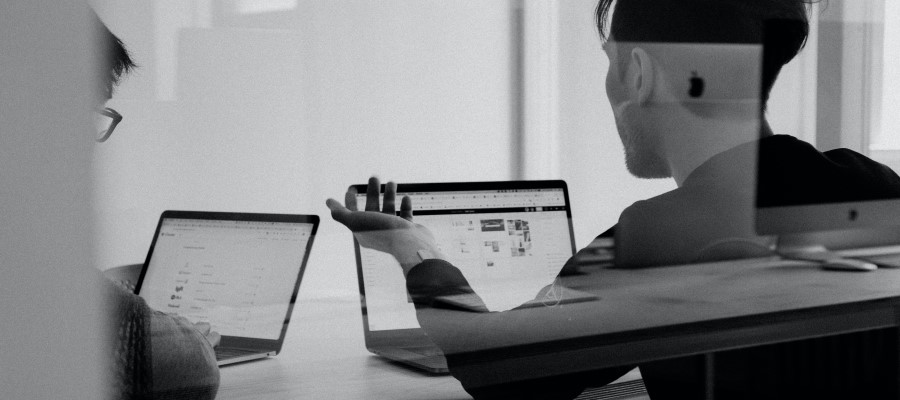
[817,1,900,171]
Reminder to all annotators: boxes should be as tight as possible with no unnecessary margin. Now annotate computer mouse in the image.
[820,258,878,272]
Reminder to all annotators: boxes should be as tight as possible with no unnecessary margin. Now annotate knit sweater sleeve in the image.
[104,275,219,400]
[105,277,154,400]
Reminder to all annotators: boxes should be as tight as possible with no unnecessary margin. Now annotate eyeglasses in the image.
[94,107,123,143]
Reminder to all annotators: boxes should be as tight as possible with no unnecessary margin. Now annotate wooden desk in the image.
[215,257,900,399]
[435,257,900,398]
[215,296,470,399]
[106,263,472,398]
[213,289,645,399]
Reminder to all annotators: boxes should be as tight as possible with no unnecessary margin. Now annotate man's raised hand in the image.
[326,177,444,276]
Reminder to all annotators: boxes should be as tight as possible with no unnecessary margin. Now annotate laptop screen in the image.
[139,217,315,340]
[357,184,575,331]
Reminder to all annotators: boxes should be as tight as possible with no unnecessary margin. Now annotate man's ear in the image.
[630,47,655,105]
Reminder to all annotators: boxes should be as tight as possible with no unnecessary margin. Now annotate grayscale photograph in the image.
[5,0,900,399]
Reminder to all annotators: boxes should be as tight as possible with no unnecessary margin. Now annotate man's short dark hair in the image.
[91,10,136,98]
[596,0,819,103]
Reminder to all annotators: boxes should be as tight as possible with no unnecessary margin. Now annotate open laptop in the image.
[135,210,319,366]
[352,180,589,373]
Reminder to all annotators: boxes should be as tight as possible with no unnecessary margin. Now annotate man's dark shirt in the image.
[758,135,900,207]
[405,135,900,399]
[616,134,900,267]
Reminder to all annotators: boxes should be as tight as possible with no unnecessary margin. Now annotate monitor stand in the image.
[775,228,900,262]
[776,243,840,264]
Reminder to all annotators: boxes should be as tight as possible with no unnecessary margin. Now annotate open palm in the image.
[326,177,443,275]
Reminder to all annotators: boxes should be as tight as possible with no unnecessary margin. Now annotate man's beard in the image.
[621,126,670,179]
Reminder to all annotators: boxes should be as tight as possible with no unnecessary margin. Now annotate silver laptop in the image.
[352,181,583,373]
[135,210,319,366]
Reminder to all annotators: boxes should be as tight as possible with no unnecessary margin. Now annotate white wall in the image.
[93,0,517,298]
[1,2,104,398]
[767,5,819,145]
[92,0,822,300]
[876,0,900,149]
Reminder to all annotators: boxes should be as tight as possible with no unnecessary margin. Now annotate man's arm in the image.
[103,276,219,400]
[404,256,633,400]
[148,310,220,399]
[328,177,632,399]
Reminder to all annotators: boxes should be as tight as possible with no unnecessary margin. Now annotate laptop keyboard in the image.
[215,348,260,361]
[402,347,448,371]
[406,346,444,358]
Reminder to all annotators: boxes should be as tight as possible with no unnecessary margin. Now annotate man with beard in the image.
[328,0,900,398]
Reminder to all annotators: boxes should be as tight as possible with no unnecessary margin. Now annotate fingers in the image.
[383,181,397,215]
[207,331,221,348]
[400,195,413,221]
[193,322,219,347]
[172,315,193,327]
[345,186,358,212]
[194,322,211,336]
[326,198,352,224]
[365,176,381,212]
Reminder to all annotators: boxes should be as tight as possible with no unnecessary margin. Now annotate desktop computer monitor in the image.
[755,6,900,256]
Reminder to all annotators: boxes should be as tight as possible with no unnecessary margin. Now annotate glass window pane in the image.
[872,0,900,149]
